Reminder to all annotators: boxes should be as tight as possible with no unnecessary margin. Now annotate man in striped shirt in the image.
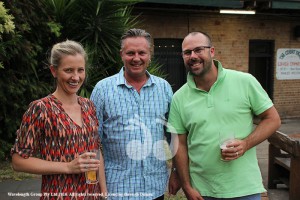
[91,28,178,200]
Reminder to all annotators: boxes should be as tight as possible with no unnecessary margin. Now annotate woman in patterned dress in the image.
[11,40,107,199]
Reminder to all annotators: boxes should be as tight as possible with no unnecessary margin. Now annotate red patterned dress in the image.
[11,94,101,200]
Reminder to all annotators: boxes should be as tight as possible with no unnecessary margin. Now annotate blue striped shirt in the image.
[90,67,173,199]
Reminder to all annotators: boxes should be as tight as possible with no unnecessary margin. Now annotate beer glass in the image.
[85,149,100,184]
[219,131,235,161]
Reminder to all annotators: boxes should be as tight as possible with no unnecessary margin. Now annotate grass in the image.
[165,191,187,200]
[0,160,37,182]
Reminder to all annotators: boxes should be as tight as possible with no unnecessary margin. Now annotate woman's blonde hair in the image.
[50,40,87,68]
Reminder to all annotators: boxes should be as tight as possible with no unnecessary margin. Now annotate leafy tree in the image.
[41,0,141,97]
[0,0,166,160]
[0,0,141,160]
[0,1,14,70]
[0,0,58,160]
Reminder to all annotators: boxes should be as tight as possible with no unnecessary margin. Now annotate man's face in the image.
[120,37,151,79]
[182,33,215,77]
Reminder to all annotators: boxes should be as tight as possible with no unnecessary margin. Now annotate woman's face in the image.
[50,53,86,95]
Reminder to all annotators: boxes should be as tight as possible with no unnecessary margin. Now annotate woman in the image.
[11,40,107,199]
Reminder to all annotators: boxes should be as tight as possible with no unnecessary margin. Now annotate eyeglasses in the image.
[182,46,211,57]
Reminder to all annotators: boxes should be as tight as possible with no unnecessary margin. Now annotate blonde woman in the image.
[11,40,107,199]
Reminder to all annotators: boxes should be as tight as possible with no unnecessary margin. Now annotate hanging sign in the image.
[276,48,300,80]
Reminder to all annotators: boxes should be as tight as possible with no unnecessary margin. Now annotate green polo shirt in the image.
[168,60,272,198]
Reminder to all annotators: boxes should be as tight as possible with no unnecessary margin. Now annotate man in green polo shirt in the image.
[168,31,281,200]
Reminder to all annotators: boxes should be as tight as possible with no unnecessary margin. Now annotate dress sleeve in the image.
[11,100,45,158]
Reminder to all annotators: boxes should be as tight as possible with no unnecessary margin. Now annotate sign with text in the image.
[276,48,300,80]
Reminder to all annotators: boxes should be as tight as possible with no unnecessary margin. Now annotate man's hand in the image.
[183,186,204,200]
[168,169,181,195]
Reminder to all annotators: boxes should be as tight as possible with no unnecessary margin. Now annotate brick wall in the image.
[135,10,300,119]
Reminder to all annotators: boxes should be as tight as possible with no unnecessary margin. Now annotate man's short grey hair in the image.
[120,28,152,49]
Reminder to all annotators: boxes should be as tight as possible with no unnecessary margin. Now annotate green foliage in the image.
[0,0,167,160]
[0,2,15,69]
[0,139,11,161]
[0,0,57,160]
[47,21,62,37]
[0,2,15,39]
[147,59,167,79]
[41,0,141,97]
[67,0,139,62]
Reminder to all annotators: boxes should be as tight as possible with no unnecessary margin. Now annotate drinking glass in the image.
[219,131,235,161]
[85,149,100,184]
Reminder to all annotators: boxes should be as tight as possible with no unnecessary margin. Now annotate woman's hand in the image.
[67,152,100,174]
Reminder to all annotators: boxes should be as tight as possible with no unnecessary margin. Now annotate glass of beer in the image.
[219,131,235,161]
[85,149,100,184]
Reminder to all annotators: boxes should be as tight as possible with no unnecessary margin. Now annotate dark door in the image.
[154,39,186,92]
[249,40,274,99]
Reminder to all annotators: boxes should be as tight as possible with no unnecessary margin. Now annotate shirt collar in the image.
[116,67,156,87]
[187,59,226,90]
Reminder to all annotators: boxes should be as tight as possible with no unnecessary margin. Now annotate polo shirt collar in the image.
[187,59,226,90]
[116,67,155,87]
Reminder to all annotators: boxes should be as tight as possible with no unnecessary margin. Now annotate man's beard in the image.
[186,59,213,77]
